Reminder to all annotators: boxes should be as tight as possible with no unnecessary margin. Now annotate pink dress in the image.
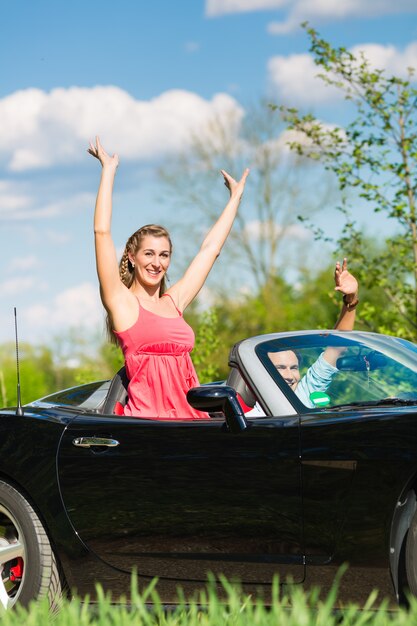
[113,295,208,420]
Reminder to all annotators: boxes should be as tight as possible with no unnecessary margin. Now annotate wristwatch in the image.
[343,294,359,310]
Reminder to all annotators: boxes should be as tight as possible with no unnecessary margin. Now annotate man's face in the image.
[268,350,300,391]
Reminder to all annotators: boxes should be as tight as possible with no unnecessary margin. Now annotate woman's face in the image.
[131,235,171,288]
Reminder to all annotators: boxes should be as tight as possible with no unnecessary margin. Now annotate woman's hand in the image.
[334,258,358,298]
[221,168,250,200]
[88,136,119,170]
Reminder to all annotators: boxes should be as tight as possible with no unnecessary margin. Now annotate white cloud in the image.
[206,0,417,28]
[275,129,312,152]
[206,0,287,17]
[44,230,72,245]
[22,282,103,337]
[268,53,341,105]
[268,42,417,105]
[350,41,417,76]
[0,277,44,296]
[244,219,309,240]
[184,41,200,53]
[0,190,95,222]
[7,256,40,272]
[0,86,243,172]
[276,0,416,34]
[33,193,94,220]
[0,181,31,213]
[276,126,346,153]
[2,204,60,220]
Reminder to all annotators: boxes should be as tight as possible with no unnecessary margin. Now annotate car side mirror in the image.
[187,385,248,433]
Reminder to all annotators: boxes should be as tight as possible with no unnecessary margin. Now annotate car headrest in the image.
[226,367,256,409]
[101,367,129,415]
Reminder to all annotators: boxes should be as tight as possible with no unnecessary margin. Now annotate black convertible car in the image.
[2,329,417,609]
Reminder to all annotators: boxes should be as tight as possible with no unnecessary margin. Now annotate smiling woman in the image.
[88,136,249,419]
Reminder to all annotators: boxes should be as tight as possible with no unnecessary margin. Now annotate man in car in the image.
[246,258,359,413]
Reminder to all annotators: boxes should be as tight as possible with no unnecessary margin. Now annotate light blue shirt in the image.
[295,352,338,408]
[245,352,338,416]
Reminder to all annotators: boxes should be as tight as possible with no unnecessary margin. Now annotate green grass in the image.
[1,571,416,626]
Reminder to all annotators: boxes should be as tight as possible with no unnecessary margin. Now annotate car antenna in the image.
[14,307,24,416]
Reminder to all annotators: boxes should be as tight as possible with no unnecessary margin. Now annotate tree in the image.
[189,262,359,380]
[280,25,417,340]
[191,308,221,383]
[0,343,56,406]
[0,326,123,408]
[159,99,335,294]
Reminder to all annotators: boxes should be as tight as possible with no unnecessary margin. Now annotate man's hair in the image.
[268,348,303,368]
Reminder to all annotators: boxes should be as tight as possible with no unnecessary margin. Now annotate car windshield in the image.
[32,380,110,410]
[256,332,417,411]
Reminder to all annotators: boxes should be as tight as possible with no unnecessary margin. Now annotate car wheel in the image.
[0,480,62,609]
[405,506,417,597]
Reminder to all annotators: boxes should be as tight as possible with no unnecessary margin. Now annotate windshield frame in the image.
[254,331,417,413]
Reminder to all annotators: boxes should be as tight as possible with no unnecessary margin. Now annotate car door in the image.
[57,412,304,586]
[300,408,417,567]
[300,411,361,563]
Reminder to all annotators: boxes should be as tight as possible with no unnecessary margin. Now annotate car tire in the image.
[0,480,63,609]
[405,507,417,597]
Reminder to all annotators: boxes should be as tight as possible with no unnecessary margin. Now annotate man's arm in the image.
[323,258,359,366]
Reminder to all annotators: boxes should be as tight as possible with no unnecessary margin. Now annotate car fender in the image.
[0,411,90,586]
[390,488,417,601]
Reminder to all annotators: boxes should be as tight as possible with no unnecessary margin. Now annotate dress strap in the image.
[161,293,182,316]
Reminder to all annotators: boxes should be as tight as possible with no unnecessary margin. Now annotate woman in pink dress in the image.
[88,137,249,419]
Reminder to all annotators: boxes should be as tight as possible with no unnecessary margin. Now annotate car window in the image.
[32,380,110,410]
[256,333,417,411]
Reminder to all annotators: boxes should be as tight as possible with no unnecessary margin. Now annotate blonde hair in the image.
[106,224,173,343]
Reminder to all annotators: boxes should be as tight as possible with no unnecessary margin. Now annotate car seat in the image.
[101,367,129,415]
[226,367,257,413]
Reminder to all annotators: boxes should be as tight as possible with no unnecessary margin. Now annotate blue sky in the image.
[1,0,417,347]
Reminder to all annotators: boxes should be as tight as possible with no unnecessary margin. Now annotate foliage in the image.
[159,99,335,292]
[0,567,410,625]
[334,227,416,339]
[279,25,417,340]
[0,260,369,400]
[0,329,124,407]
[204,262,364,380]
[191,308,221,383]
[73,341,125,386]
[0,342,58,407]
[99,341,124,374]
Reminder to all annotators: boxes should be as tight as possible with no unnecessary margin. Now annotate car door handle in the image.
[72,437,120,448]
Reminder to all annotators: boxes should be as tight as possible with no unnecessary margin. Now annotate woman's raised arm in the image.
[169,167,250,311]
[88,136,123,311]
